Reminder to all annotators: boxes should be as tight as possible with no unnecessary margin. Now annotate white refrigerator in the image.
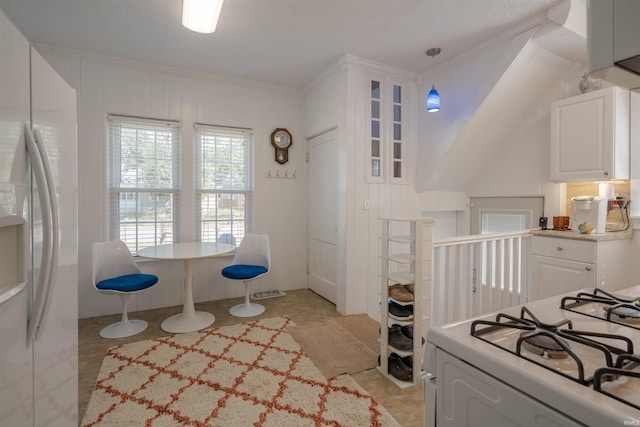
[0,10,78,426]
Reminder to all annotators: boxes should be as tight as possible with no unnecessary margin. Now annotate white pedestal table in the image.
[138,241,234,333]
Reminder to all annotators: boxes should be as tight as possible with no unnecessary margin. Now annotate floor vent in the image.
[250,290,287,300]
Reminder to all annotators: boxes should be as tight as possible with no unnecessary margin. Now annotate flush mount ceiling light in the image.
[182,0,225,34]
[426,48,441,112]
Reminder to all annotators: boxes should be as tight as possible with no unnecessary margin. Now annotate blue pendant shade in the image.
[427,84,440,112]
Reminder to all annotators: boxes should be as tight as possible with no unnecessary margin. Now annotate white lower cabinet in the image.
[531,236,630,300]
[532,254,595,300]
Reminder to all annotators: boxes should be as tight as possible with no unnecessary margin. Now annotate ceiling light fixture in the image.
[182,0,225,34]
[426,48,441,112]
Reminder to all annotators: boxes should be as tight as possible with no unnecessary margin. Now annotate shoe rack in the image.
[378,218,435,388]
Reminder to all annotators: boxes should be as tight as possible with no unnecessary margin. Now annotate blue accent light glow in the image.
[426,85,440,112]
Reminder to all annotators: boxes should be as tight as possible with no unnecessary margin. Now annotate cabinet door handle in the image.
[585,266,592,271]
[556,246,563,251]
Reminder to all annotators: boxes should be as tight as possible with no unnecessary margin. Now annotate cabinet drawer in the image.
[532,237,596,263]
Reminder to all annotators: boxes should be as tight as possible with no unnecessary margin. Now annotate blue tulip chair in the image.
[221,234,271,317]
[92,240,159,338]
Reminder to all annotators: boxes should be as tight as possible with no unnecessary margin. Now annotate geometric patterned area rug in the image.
[81,316,400,426]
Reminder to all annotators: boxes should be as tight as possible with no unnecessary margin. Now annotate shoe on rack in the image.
[388,324,413,351]
[388,301,413,320]
[405,283,414,294]
[400,324,413,340]
[397,353,413,368]
[389,283,414,302]
[388,352,413,382]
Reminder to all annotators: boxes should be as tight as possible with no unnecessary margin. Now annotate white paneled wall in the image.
[303,55,468,320]
[40,48,308,319]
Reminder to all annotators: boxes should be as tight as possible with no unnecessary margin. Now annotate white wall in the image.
[413,24,590,221]
[40,28,640,322]
[40,48,308,319]
[416,34,528,192]
[412,26,640,289]
[304,55,467,319]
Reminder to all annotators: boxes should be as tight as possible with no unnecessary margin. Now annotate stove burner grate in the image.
[519,331,569,359]
[561,288,640,328]
[593,354,640,411]
[471,306,634,385]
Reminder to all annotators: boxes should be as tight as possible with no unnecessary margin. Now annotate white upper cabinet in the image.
[550,86,629,182]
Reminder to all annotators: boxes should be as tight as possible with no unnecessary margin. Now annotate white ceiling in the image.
[0,0,562,88]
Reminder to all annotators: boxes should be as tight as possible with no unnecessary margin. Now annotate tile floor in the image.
[78,288,424,426]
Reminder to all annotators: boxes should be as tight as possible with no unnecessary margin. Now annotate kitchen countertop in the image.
[529,227,633,241]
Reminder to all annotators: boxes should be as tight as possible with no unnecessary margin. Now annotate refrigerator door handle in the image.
[24,124,57,345]
[32,128,59,340]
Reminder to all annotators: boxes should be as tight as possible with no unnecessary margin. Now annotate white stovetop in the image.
[426,286,640,426]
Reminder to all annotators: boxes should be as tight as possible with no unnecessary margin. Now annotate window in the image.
[368,79,383,181]
[391,84,404,181]
[107,115,180,253]
[195,124,253,245]
[366,77,407,183]
[470,197,544,235]
[469,196,543,290]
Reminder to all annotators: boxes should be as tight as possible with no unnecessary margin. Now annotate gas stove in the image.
[423,285,640,427]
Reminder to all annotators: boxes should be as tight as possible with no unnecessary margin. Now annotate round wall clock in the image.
[271,128,292,164]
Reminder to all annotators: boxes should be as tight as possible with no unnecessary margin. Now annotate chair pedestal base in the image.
[229,303,265,318]
[100,319,148,339]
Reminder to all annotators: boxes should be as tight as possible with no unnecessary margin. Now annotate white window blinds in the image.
[107,115,181,253]
[195,124,253,245]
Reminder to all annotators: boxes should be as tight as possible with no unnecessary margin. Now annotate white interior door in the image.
[307,129,337,303]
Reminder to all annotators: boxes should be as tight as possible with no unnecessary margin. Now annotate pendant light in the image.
[182,0,225,34]
[426,48,441,112]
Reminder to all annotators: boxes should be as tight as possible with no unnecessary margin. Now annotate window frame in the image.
[365,75,408,184]
[194,123,254,246]
[389,80,407,184]
[107,114,181,254]
[366,76,385,183]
